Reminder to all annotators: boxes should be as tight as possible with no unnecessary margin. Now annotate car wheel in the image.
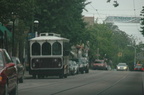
[81,70,84,74]
[19,76,24,83]
[4,84,8,95]
[64,74,67,78]
[38,75,42,79]
[76,70,79,74]
[59,74,64,78]
[9,83,18,95]
[85,69,89,73]
[32,74,36,79]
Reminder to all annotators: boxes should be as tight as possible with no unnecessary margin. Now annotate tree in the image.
[85,22,135,69]
[106,0,119,7]
[33,0,88,45]
[140,6,144,36]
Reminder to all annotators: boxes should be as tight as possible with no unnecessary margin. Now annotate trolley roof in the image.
[30,33,69,42]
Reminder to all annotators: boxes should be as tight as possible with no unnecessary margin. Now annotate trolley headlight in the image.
[53,58,58,62]
[32,58,40,68]
[58,63,61,67]
[35,59,40,62]
[32,62,36,67]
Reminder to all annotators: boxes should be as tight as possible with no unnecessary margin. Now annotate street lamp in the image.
[127,45,137,66]
[12,12,17,56]
[34,20,39,37]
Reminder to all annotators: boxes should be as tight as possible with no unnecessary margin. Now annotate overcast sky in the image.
[83,0,143,20]
[82,0,144,44]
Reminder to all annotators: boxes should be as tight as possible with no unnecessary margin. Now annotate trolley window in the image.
[52,42,61,55]
[32,42,40,55]
[42,42,51,55]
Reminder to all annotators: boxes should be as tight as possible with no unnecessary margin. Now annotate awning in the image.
[0,23,12,39]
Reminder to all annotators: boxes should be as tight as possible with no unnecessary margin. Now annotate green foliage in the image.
[34,0,87,45]
[140,6,144,35]
[85,23,135,69]
[0,0,136,69]
[0,0,88,44]
[0,0,33,25]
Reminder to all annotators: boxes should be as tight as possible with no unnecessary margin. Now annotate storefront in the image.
[0,23,12,50]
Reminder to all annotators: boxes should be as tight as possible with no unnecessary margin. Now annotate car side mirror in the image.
[6,63,15,68]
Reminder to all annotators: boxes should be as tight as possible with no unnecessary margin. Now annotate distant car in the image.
[12,57,25,83]
[91,60,108,70]
[107,65,112,71]
[0,49,18,95]
[134,64,144,71]
[117,63,129,71]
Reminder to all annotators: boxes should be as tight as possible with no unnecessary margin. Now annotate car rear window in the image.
[118,63,127,66]
[94,60,103,64]
[0,52,4,66]
[135,65,142,68]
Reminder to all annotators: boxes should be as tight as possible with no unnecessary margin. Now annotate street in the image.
[18,70,144,95]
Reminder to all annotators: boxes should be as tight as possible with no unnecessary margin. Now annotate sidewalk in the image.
[24,71,32,79]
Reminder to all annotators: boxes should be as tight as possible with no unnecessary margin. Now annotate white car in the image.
[117,63,129,71]
[73,61,79,74]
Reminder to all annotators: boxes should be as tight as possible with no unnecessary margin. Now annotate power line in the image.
[132,0,141,35]
[90,3,104,22]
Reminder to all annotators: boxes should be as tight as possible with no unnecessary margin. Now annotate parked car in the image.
[69,60,79,75]
[73,61,79,74]
[117,63,129,71]
[81,57,89,73]
[69,60,75,75]
[72,58,89,74]
[91,60,108,70]
[12,57,25,83]
[134,64,144,71]
[107,65,112,71]
[0,49,18,95]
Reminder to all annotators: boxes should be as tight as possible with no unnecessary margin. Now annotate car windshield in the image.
[0,52,3,66]
[117,63,127,66]
[135,65,142,68]
[94,60,104,64]
[12,57,17,64]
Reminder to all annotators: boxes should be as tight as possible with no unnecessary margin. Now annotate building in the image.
[83,16,94,26]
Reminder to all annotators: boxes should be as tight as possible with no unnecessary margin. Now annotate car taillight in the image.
[0,76,2,82]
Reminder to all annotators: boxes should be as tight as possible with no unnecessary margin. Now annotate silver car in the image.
[117,63,129,71]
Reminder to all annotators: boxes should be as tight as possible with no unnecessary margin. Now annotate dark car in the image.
[12,57,25,83]
[91,60,108,70]
[0,49,18,95]
[134,64,144,71]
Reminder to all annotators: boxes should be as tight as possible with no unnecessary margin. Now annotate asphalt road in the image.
[18,70,144,95]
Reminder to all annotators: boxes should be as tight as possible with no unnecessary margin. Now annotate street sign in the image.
[28,33,35,39]
[118,52,122,57]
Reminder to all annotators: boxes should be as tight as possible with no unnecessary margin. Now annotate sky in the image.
[82,0,144,44]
